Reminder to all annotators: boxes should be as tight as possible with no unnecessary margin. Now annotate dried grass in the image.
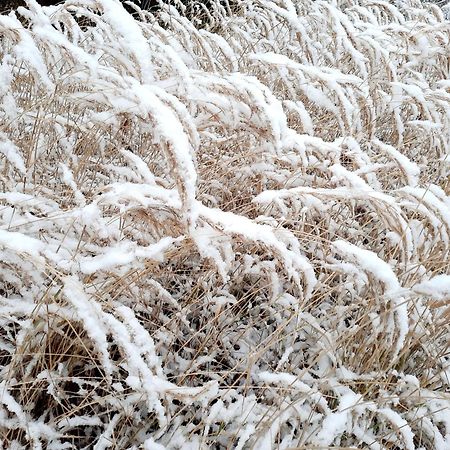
[0,0,449,448]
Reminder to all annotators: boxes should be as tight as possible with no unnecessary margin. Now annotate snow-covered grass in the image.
[0,0,449,448]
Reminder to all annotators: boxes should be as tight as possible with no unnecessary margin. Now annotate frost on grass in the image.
[0,0,449,448]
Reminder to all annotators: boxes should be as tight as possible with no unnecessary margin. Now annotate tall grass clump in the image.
[0,0,449,448]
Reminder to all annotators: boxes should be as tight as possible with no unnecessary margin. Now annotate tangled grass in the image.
[0,0,449,448]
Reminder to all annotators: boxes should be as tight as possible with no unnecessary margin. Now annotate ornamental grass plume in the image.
[0,0,449,448]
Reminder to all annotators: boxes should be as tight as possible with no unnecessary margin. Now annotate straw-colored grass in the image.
[0,0,449,448]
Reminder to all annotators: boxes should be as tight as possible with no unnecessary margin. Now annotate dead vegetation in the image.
[0,0,449,448]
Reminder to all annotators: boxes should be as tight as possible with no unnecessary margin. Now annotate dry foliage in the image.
[0,0,449,448]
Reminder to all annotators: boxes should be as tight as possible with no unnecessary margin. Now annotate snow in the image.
[127,82,198,220]
[197,202,317,298]
[372,139,420,187]
[414,274,450,300]
[0,380,59,445]
[144,438,166,450]
[0,0,449,448]
[0,229,45,255]
[79,237,179,274]
[97,0,154,84]
[378,408,415,450]
[0,133,26,174]
[0,14,54,90]
[332,240,409,357]
[258,371,312,394]
[62,276,114,378]
[332,240,400,293]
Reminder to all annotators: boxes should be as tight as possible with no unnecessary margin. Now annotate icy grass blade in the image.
[95,0,155,84]
[0,133,26,174]
[372,138,421,187]
[62,276,114,379]
[0,381,60,446]
[197,202,317,299]
[332,240,409,358]
[78,237,181,275]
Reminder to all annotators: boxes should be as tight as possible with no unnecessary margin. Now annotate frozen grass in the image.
[0,0,449,448]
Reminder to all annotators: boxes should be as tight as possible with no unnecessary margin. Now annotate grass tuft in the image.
[0,0,449,448]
